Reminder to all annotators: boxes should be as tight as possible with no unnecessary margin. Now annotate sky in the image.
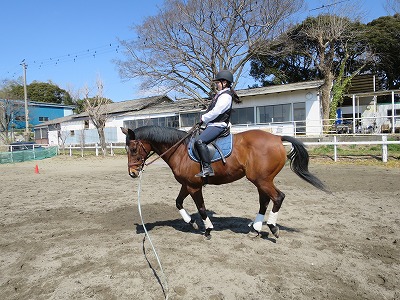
[0,0,391,103]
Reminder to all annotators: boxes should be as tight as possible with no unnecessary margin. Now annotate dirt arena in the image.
[0,155,399,300]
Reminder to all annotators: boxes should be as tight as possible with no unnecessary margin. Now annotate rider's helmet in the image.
[213,70,234,83]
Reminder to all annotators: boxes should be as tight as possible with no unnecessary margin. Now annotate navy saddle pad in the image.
[188,134,233,163]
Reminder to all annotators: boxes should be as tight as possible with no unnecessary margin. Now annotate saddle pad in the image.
[188,134,233,163]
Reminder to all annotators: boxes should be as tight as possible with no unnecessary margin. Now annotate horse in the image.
[121,125,327,239]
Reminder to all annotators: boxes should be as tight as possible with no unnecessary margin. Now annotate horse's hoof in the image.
[204,228,212,240]
[248,227,261,238]
[190,219,199,230]
[268,224,279,238]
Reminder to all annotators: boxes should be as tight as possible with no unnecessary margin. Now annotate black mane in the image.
[133,126,190,145]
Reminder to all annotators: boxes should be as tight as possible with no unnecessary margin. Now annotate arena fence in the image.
[61,136,400,163]
[0,146,58,164]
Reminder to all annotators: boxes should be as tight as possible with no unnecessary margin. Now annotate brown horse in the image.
[121,125,327,239]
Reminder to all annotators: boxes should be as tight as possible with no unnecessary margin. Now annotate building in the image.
[34,80,326,145]
[1,99,74,143]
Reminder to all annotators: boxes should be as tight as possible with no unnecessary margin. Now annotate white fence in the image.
[303,135,400,163]
[62,136,400,163]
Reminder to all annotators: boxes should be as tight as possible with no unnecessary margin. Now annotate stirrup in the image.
[195,167,215,177]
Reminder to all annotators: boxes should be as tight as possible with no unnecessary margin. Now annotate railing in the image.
[58,137,400,163]
[303,135,400,163]
[62,143,124,157]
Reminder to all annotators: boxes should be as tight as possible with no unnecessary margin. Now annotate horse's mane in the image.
[133,126,190,145]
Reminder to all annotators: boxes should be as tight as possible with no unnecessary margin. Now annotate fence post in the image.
[382,135,388,163]
[95,143,99,156]
[69,144,72,156]
[110,143,114,156]
[333,135,337,162]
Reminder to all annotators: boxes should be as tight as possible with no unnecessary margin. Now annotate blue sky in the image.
[0,0,390,102]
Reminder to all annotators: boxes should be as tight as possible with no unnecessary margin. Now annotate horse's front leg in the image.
[176,185,198,230]
[189,188,213,240]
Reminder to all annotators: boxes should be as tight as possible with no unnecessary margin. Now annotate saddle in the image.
[188,128,233,164]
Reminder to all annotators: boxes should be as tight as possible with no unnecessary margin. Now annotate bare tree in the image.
[116,0,303,102]
[0,99,25,144]
[58,130,70,155]
[385,0,400,14]
[83,78,111,156]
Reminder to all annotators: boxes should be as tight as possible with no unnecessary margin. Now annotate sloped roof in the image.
[237,80,324,97]
[35,95,173,127]
[120,98,206,116]
[77,95,172,117]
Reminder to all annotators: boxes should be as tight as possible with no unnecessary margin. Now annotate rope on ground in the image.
[136,170,169,300]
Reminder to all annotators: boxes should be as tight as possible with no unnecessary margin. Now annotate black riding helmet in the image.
[213,70,234,83]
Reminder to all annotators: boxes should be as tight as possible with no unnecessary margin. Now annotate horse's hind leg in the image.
[176,185,198,230]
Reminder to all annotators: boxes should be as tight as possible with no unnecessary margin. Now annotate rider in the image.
[195,70,241,177]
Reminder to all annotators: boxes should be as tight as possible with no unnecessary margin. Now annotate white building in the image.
[35,79,400,146]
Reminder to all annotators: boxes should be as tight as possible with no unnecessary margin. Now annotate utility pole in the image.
[21,60,30,141]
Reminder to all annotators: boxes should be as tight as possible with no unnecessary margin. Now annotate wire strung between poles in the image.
[136,170,169,300]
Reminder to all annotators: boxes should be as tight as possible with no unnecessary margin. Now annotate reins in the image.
[144,124,200,166]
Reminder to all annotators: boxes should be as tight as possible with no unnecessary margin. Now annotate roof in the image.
[236,80,324,97]
[120,98,206,116]
[0,99,75,109]
[34,95,174,127]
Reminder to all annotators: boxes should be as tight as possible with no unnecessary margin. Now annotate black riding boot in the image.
[194,140,215,177]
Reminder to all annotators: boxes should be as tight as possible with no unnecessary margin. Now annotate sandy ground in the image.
[0,155,399,300]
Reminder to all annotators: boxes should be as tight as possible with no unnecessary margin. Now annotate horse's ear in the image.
[120,127,135,140]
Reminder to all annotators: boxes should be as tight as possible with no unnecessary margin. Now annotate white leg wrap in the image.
[203,217,213,229]
[253,213,265,232]
[267,211,278,226]
[179,209,192,223]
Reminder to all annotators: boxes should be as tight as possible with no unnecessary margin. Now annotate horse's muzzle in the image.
[129,168,140,178]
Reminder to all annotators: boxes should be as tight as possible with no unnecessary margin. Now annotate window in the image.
[180,112,202,127]
[256,104,291,123]
[123,116,179,129]
[39,117,49,122]
[231,107,254,125]
[84,120,89,129]
[293,102,306,134]
[70,130,75,136]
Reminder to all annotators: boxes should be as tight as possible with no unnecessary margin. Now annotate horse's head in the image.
[121,127,151,178]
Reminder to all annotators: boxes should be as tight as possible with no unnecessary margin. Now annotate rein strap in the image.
[145,124,200,166]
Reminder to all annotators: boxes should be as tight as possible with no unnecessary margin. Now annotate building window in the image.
[293,102,306,134]
[180,112,201,127]
[70,130,75,136]
[231,107,254,125]
[256,104,291,123]
[39,117,49,122]
[84,120,89,129]
[123,116,179,129]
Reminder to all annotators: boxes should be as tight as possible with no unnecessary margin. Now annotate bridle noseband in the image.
[127,140,154,171]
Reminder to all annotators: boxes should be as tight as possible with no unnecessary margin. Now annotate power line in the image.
[1,43,121,79]
[309,0,350,12]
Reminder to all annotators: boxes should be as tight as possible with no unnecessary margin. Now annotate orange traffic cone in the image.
[34,164,39,174]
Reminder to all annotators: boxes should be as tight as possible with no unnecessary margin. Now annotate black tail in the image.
[282,136,328,193]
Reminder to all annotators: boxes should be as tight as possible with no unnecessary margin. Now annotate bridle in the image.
[127,140,155,171]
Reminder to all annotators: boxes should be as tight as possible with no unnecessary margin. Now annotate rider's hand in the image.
[197,120,204,126]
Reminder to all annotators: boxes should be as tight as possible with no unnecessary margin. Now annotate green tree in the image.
[365,14,400,89]
[250,15,370,131]
[6,81,73,104]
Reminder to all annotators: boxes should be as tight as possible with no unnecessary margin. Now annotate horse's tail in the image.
[281,136,328,193]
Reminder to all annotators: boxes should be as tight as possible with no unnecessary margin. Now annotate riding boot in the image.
[194,140,215,177]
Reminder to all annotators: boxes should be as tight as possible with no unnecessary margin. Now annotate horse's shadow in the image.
[135,210,300,241]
